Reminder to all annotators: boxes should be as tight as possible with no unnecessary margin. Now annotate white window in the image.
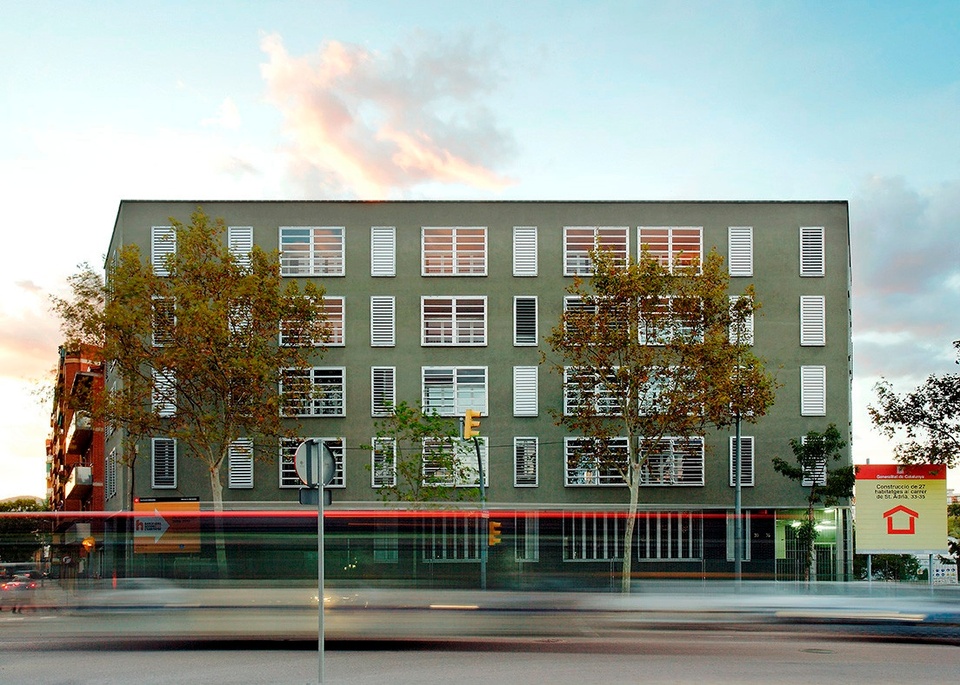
[371,437,396,487]
[638,511,703,560]
[729,295,755,346]
[280,226,344,276]
[422,366,487,416]
[514,437,538,487]
[800,365,826,416]
[801,453,828,487]
[515,512,540,562]
[280,297,342,346]
[279,437,345,488]
[281,367,346,417]
[800,226,825,277]
[228,226,253,268]
[563,512,623,560]
[513,296,538,346]
[513,226,538,276]
[228,438,254,489]
[421,296,486,346]
[421,227,487,276]
[640,296,704,345]
[371,366,396,416]
[564,226,629,275]
[564,437,628,486]
[422,437,488,488]
[639,226,703,272]
[423,515,483,562]
[151,226,176,276]
[370,296,396,347]
[151,437,176,489]
[370,226,396,277]
[800,295,826,346]
[729,436,755,487]
[513,366,538,417]
[639,437,705,486]
[563,367,620,416]
[152,296,175,347]
[728,226,753,277]
[152,367,176,417]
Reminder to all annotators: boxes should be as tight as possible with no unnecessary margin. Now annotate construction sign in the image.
[133,497,201,553]
[855,464,947,554]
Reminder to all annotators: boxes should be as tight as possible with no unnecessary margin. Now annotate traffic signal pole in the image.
[463,411,487,590]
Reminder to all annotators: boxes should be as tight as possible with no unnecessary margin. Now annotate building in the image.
[46,345,105,578]
[103,200,852,583]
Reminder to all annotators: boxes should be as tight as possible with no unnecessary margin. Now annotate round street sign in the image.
[294,439,336,487]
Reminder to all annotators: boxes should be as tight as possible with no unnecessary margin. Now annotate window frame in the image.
[228,226,253,269]
[729,435,755,487]
[564,437,628,486]
[513,226,538,276]
[421,226,487,276]
[228,438,254,489]
[728,226,753,277]
[513,437,539,487]
[800,226,825,277]
[279,226,345,277]
[800,365,827,416]
[513,296,538,346]
[371,366,396,417]
[799,295,826,346]
[370,296,396,347]
[513,366,538,417]
[421,366,488,417]
[151,226,176,276]
[151,437,177,489]
[370,226,396,277]
[638,226,703,273]
[638,436,705,486]
[280,367,346,417]
[278,437,345,488]
[421,296,487,346]
[563,226,630,276]
[371,437,397,487]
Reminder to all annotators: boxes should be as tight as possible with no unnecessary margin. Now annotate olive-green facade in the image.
[105,199,852,580]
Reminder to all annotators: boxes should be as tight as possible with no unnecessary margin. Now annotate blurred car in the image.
[1,574,38,613]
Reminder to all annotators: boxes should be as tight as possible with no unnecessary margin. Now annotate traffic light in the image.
[464,409,481,439]
[488,520,502,546]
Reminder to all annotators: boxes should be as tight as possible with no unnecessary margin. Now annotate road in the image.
[1,630,957,685]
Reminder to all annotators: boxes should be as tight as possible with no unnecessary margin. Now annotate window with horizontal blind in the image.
[422,367,487,416]
[800,295,826,346]
[800,226,825,277]
[514,438,538,487]
[151,226,175,276]
[371,366,396,416]
[422,227,487,275]
[280,226,344,276]
[152,297,176,347]
[729,295,755,346]
[513,366,538,416]
[639,437,705,486]
[228,226,253,268]
[639,226,702,273]
[228,438,254,489]
[728,226,753,276]
[278,437,345,488]
[514,296,538,346]
[280,367,345,417]
[370,226,396,277]
[152,438,177,489]
[280,297,343,346]
[421,296,486,346]
[513,226,538,276]
[729,436,755,487]
[565,437,627,486]
[152,368,176,417]
[800,365,826,416]
[370,296,395,347]
[564,226,629,275]
[371,437,396,487]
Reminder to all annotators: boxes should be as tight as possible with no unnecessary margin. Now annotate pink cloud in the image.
[260,33,515,198]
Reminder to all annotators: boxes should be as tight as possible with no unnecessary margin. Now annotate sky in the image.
[1,1,958,499]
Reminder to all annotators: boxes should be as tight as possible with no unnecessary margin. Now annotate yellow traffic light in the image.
[488,520,502,546]
[464,409,481,439]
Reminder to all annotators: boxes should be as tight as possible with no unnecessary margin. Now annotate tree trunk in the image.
[209,465,228,579]
[621,462,642,593]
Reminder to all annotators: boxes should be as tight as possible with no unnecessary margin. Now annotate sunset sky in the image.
[1,1,957,499]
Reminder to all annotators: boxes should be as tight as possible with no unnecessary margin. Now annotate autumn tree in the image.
[365,401,479,506]
[772,424,855,582]
[544,248,776,592]
[52,208,325,574]
[869,341,960,469]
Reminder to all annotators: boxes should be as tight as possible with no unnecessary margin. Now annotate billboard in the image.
[855,464,947,554]
[133,497,200,554]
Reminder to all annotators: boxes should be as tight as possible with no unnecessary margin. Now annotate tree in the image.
[772,424,855,582]
[869,341,960,469]
[365,401,479,506]
[52,208,325,574]
[0,499,47,563]
[544,248,776,592]
[854,553,924,581]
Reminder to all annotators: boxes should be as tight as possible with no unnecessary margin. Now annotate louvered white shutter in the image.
[800,295,826,346]
[370,296,395,347]
[371,226,396,276]
[728,226,753,276]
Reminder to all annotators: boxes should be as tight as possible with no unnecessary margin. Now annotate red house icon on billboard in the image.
[883,505,919,535]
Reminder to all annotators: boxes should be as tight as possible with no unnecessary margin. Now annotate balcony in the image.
[66,410,93,455]
[65,466,92,501]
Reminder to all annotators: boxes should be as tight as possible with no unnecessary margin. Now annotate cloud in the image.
[851,176,960,381]
[260,32,517,198]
